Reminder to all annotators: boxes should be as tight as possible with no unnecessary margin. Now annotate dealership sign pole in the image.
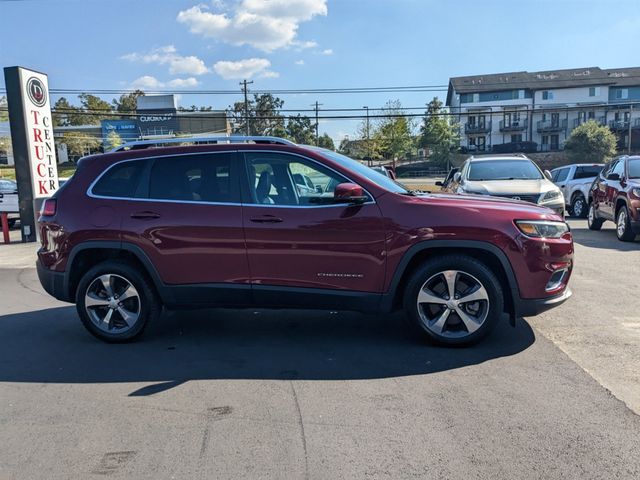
[3,66,59,242]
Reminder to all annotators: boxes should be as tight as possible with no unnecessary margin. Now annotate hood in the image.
[462,179,556,196]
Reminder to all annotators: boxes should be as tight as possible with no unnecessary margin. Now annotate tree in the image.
[318,133,335,150]
[61,131,100,160]
[373,100,414,160]
[229,93,285,136]
[0,136,12,158]
[105,130,123,151]
[285,114,315,144]
[52,97,83,126]
[78,93,114,124]
[419,97,460,167]
[565,120,617,163]
[112,90,145,114]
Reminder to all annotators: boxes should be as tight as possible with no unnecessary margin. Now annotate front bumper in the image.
[36,259,71,302]
[515,287,572,317]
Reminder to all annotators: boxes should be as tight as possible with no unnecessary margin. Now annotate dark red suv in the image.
[37,136,573,345]
[588,155,640,241]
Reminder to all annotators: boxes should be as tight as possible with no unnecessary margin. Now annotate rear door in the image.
[118,151,250,304]
[240,150,387,305]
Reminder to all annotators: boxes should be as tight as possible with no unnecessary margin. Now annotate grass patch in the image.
[0,163,77,180]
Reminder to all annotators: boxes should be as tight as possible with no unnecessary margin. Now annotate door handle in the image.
[130,211,161,219]
[249,215,283,223]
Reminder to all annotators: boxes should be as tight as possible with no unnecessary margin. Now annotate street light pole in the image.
[363,106,370,165]
[240,79,253,136]
[311,101,323,146]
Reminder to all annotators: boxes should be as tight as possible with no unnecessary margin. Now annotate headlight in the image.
[539,190,562,203]
[632,187,640,198]
[515,220,569,239]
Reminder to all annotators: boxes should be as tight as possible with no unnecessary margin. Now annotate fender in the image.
[380,240,520,315]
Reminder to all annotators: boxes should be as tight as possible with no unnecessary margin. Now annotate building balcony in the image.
[537,119,568,133]
[608,118,640,130]
[499,119,528,132]
[464,121,492,134]
[573,117,605,128]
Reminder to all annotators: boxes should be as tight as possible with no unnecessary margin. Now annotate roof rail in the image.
[111,135,296,152]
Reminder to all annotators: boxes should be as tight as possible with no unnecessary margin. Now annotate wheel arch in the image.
[383,240,519,320]
[615,197,628,216]
[65,241,166,304]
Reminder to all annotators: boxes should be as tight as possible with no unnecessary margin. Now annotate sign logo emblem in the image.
[26,77,47,107]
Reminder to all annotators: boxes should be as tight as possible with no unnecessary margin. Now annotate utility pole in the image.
[363,106,370,165]
[240,79,253,136]
[628,104,633,155]
[311,101,323,145]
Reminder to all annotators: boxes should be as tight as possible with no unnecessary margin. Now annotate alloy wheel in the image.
[416,270,490,338]
[84,274,141,333]
[573,197,584,217]
[617,209,627,238]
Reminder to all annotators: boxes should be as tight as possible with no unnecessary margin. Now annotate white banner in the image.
[18,68,59,198]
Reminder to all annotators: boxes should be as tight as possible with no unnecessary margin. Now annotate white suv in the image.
[550,164,604,218]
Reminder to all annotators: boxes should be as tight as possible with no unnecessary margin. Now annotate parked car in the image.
[449,154,565,216]
[36,136,573,346]
[435,168,459,190]
[588,155,640,241]
[371,165,397,180]
[0,179,19,228]
[491,141,538,154]
[550,164,604,218]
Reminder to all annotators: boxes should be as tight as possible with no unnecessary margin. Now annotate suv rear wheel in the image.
[403,255,504,346]
[587,203,603,231]
[76,260,161,342]
[616,205,636,242]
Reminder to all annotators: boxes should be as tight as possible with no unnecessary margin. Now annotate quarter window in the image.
[148,153,239,203]
[92,160,146,198]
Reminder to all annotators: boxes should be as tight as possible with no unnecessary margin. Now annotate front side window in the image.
[610,159,625,178]
[148,153,239,203]
[244,152,364,206]
[92,160,146,198]
[555,168,569,182]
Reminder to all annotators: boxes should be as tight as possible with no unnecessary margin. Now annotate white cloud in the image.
[295,59,305,66]
[213,58,277,80]
[121,45,209,76]
[129,75,200,89]
[320,48,333,55]
[177,0,327,53]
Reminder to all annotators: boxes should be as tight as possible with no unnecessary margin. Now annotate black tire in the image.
[616,205,636,242]
[402,255,504,346]
[571,194,587,218]
[587,202,603,231]
[75,260,161,343]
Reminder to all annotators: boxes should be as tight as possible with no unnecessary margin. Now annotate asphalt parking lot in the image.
[0,219,639,479]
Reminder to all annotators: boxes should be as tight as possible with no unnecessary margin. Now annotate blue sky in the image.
[2,0,640,143]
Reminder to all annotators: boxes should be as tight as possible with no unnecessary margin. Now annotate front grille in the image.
[495,194,540,204]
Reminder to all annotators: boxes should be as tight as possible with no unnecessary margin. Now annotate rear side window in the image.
[148,153,239,203]
[574,166,602,179]
[92,160,146,198]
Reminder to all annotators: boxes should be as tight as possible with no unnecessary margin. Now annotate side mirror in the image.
[544,170,553,180]
[453,172,462,183]
[334,182,368,204]
[607,172,620,181]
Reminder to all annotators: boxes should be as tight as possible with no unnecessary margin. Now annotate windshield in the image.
[629,158,640,179]
[310,147,409,194]
[468,160,543,181]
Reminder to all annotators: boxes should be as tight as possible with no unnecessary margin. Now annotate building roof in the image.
[446,66,639,105]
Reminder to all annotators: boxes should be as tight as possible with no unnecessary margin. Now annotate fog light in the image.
[545,269,567,292]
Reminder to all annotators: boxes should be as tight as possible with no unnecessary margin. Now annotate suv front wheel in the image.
[76,260,161,342]
[403,255,504,346]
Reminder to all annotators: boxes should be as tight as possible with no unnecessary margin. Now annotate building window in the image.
[542,135,549,145]
[550,135,559,150]
[477,136,486,151]
[542,90,554,100]
[588,87,600,97]
[511,134,523,143]
[615,89,629,100]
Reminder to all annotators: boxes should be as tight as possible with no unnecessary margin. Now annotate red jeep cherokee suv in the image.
[36,136,573,345]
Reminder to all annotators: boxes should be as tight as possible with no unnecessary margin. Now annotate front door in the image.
[240,151,387,306]
[118,151,251,302]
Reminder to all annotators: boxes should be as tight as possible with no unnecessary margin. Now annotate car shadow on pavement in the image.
[569,220,639,251]
[0,306,535,396]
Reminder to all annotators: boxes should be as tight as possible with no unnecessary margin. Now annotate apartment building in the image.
[446,67,640,152]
